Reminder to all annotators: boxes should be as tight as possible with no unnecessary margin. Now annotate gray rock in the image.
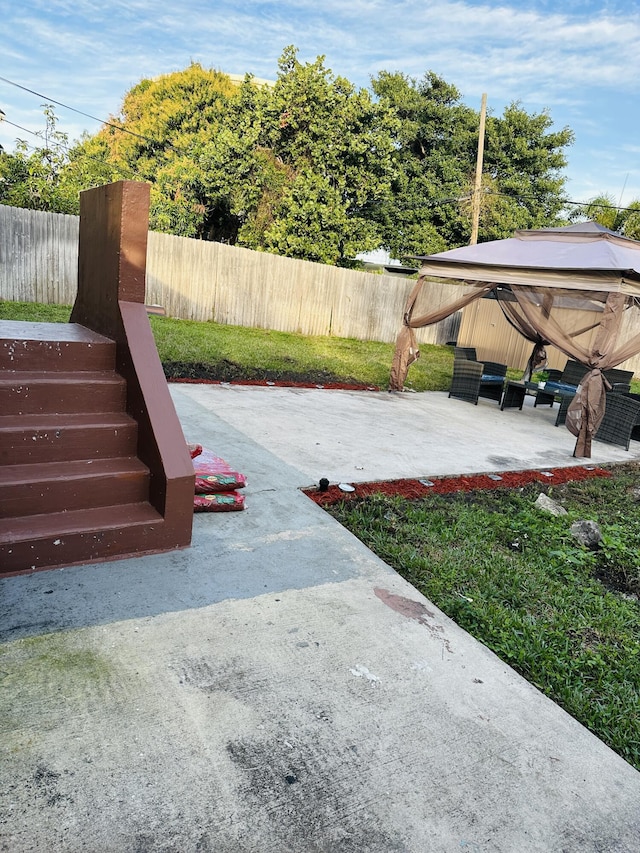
[535,493,568,516]
[570,520,603,550]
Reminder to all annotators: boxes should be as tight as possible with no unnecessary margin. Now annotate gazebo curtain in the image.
[507,288,640,455]
[390,276,640,457]
[389,277,494,391]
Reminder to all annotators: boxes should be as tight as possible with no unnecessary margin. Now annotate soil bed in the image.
[163,360,379,391]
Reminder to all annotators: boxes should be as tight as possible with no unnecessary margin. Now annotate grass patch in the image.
[328,466,640,770]
[4,299,640,392]
[0,300,454,391]
[0,300,73,324]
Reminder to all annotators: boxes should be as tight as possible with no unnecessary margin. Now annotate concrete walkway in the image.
[1,385,639,852]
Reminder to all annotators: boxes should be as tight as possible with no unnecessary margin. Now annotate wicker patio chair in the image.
[626,393,640,441]
[603,367,634,388]
[449,359,483,404]
[535,360,588,407]
[554,393,576,426]
[594,393,640,450]
[545,368,562,382]
[555,384,635,428]
[478,361,508,403]
[453,346,477,361]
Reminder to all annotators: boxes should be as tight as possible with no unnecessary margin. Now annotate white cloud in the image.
[1,0,639,201]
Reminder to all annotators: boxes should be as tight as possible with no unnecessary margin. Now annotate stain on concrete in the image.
[0,632,116,745]
[487,455,521,468]
[374,588,435,622]
[374,588,454,654]
[225,737,410,852]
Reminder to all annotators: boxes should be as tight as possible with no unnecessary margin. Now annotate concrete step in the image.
[0,457,150,519]
[0,321,116,371]
[0,370,127,415]
[0,412,138,465]
[0,502,165,575]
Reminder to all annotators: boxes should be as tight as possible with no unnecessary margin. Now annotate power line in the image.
[0,75,178,150]
[0,117,144,182]
[483,189,640,214]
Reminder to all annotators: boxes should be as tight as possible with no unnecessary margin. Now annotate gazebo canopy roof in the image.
[415,222,640,295]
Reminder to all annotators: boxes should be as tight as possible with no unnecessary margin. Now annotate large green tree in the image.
[67,50,398,263]
[370,71,479,257]
[69,63,240,238]
[218,47,397,263]
[370,72,574,258]
[482,103,574,239]
[2,51,576,265]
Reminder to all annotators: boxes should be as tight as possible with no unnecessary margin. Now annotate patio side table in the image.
[500,380,527,410]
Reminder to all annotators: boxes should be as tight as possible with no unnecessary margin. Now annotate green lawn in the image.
[5,298,639,393]
[0,300,455,391]
[328,470,640,771]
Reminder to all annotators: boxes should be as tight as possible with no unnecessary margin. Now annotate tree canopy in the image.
[0,106,82,213]
[369,72,574,257]
[568,193,640,240]
[1,48,580,264]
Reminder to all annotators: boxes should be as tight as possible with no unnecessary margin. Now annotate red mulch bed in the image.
[304,466,612,507]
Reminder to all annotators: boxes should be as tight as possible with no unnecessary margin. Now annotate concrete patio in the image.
[1,385,639,852]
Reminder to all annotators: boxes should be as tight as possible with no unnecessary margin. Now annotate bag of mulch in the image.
[194,491,245,512]
[190,446,247,493]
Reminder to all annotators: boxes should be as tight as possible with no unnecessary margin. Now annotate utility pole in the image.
[470,93,487,245]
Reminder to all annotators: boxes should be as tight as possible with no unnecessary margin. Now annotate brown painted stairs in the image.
[0,320,166,575]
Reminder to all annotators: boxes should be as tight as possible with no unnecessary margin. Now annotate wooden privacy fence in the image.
[0,204,460,347]
[0,204,79,305]
[4,203,639,374]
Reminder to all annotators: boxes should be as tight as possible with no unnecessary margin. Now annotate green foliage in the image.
[70,63,240,239]
[0,106,83,213]
[329,472,640,769]
[481,103,573,239]
[370,72,574,258]
[370,70,476,257]
[219,47,397,263]
[569,193,640,240]
[0,54,577,260]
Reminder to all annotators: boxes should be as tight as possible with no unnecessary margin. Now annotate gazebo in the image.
[390,222,640,457]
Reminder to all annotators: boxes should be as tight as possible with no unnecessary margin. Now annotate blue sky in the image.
[1,0,640,209]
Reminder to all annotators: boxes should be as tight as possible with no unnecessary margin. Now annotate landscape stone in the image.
[570,519,603,550]
[535,493,568,516]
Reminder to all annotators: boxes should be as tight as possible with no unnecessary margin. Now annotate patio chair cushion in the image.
[603,367,634,388]
[543,380,580,395]
[560,360,589,387]
[479,361,507,403]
